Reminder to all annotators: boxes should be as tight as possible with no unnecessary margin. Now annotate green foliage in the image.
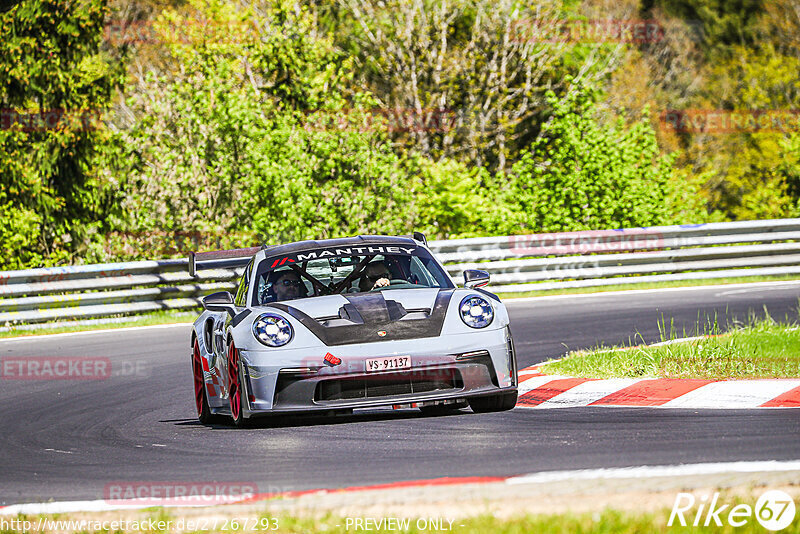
[639,1,800,220]
[781,132,800,207]
[247,115,412,242]
[649,0,764,56]
[324,0,620,172]
[0,197,42,269]
[7,0,791,269]
[114,16,270,241]
[400,156,497,240]
[499,82,707,234]
[694,44,800,219]
[109,0,410,253]
[0,0,123,268]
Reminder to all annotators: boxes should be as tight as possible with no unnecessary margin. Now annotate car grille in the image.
[315,368,463,402]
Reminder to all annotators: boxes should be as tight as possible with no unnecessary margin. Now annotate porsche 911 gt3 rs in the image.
[189,233,518,427]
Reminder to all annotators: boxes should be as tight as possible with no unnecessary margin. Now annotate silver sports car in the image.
[189,234,518,427]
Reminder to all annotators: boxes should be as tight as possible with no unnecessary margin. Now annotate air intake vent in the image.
[315,369,462,402]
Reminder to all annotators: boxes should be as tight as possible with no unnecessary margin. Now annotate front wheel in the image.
[227,342,249,428]
[468,391,518,413]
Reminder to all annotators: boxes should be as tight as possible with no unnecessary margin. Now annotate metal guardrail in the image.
[1,219,798,327]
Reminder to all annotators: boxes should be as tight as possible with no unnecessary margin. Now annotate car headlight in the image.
[459,295,494,328]
[252,313,293,347]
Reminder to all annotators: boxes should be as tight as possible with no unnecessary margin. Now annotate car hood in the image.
[262,288,454,346]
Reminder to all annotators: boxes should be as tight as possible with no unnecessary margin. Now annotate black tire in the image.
[193,340,221,425]
[198,389,224,424]
[198,384,215,424]
[468,391,518,413]
[419,400,467,416]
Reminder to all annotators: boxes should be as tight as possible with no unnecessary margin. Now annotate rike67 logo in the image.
[669,490,796,531]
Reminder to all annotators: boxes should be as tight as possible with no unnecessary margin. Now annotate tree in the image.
[109,0,413,253]
[500,81,708,234]
[331,0,631,171]
[0,0,122,268]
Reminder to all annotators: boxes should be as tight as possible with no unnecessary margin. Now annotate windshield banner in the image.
[267,245,418,269]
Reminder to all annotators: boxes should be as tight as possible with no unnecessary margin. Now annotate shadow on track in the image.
[162,408,470,430]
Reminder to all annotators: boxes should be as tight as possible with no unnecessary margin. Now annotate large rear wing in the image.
[403,231,427,245]
[188,246,262,277]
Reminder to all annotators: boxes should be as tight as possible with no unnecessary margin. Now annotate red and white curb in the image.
[516,367,800,409]
[2,460,799,516]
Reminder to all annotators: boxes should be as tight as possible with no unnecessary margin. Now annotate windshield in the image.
[251,245,454,305]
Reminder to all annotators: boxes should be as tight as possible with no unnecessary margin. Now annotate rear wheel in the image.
[192,340,217,424]
[228,342,249,428]
[468,391,518,413]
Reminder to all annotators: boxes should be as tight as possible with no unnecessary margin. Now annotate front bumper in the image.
[233,328,517,417]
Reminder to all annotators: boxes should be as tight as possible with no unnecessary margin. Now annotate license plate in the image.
[365,356,411,373]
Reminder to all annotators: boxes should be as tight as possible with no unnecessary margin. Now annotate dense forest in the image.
[1,0,799,269]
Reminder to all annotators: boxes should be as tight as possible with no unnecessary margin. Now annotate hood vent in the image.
[267,289,455,346]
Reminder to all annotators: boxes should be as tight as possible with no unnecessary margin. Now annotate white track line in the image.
[4,461,799,515]
[506,460,800,485]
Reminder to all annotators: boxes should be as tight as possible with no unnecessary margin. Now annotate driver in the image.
[359,261,391,292]
[272,270,305,301]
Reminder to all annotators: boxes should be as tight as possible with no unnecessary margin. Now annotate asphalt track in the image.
[1,282,799,505]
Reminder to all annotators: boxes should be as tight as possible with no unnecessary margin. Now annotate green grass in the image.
[499,274,800,299]
[3,507,797,534]
[270,509,792,533]
[540,315,800,379]
[0,310,196,339]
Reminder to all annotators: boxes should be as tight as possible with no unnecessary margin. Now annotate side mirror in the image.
[202,291,237,318]
[463,269,490,289]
